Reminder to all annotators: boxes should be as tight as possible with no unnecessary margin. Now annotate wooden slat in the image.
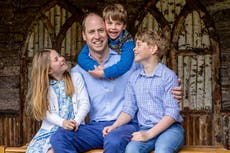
[175,0,185,16]
[60,7,66,55]
[189,56,197,110]
[193,11,201,48]
[197,55,205,109]
[201,21,210,48]
[0,146,5,153]
[38,20,44,51]
[183,56,191,109]
[178,55,183,110]
[34,22,39,52]
[71,22,76,58]
[66,25,71,57]
[27,32,34,57]
[5,145,27,153]
[195,115,200,145]
[204,55,212,109]
[0,118,3,145]
[54,5,61,36]
[76,22,83,56]
[185,13,193,49]
[167,0,174,22]
[161,0,168,20]
[49,6,54,29]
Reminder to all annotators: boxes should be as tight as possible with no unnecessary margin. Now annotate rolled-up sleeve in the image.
[163,72,182,122]
[71,72,90,125]
[122,78,138,119]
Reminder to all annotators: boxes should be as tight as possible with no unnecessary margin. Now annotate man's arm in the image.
[172,79,183,102]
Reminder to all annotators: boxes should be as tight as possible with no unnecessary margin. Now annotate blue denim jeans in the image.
[50,121,139,153]
[125,123,184,153]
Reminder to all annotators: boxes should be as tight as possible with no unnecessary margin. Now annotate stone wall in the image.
[0,1,21,113]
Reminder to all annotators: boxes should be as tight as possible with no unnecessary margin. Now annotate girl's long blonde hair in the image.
[27,49,74,121]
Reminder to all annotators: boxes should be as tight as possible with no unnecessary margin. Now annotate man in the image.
[50,13,182,153]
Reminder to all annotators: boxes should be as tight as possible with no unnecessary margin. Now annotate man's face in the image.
[82,15,108,54]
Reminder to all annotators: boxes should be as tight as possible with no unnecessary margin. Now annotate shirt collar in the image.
[88,47,118,59]
[50,79,64,85]
[139,63,163,77]
[103,48,119,64]
[87,48,118,65]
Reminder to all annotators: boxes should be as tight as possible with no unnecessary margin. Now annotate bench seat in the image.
[85,146,230,153]
[1,145,230,153]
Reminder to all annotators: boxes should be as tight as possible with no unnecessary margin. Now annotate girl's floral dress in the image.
[26,80,75,153]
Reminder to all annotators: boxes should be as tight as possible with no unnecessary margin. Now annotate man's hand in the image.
[172,79,183,102]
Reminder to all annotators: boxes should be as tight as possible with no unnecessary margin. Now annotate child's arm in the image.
[103,41,135,78]
[72,72,90,126]
[132,116,175,142]
[103,78,137,136]
[45,88,76,130]
[46,109,76,130]
[88,65,105,78]
[103,112,132,137]
[77,44,99,71]
[45,111,65,127]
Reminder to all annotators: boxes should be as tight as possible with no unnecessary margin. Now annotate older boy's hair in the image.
[103,4,127,25]
[135,28,169,58]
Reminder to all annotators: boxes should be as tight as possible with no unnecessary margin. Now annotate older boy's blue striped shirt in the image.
[122,63,183,128]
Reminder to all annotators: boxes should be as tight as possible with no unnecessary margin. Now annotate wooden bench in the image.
[0,145,230,153]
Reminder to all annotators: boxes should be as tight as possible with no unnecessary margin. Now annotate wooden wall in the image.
[0,0,229,149]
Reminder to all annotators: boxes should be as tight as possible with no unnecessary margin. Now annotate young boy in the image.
[103,29,184,153]
[77,3,134,79]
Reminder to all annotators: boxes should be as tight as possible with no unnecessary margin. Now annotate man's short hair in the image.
[81,12,102,32]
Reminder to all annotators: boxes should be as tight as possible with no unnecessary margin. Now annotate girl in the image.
[26,49,90,153]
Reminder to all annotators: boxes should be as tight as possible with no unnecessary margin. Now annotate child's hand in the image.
[103,125,116,137]
[131,131,151,142]
[88,65,105,78]
[63,119,76,131]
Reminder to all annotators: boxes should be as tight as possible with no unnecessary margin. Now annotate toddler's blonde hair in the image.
[103,4,127,25]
